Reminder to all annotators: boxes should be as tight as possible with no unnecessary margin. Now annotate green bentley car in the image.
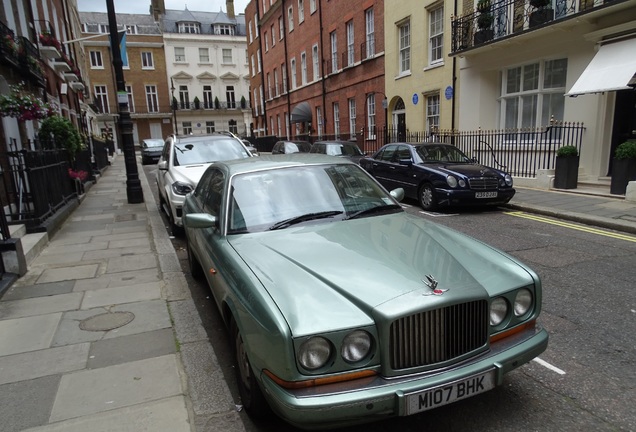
[182,154,548,430]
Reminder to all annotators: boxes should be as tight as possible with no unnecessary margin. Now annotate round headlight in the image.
[298,337,332,370]
[341,330,372,363]
[490,297,508,326]
[458,179,466,188]
[514,289,533,316]
[446,176,458,188]
[505,174,513,187]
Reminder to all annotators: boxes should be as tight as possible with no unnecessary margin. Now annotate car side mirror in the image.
[184,213,217,229]
[398,158,413,166]
[158,160,168,170]
[390,188,405,202]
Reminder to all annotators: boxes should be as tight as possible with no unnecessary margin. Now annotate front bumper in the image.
[435,188,516,207]
[260,324,547,430]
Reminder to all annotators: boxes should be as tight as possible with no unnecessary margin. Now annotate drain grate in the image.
[79,311,135,331]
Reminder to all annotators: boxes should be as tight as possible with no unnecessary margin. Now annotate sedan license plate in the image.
[475,191,498,199]
[404,370,495,415]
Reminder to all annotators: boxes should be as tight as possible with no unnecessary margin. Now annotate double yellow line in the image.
[504,211,636,243]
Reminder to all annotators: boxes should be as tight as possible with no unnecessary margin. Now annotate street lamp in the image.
[170,78,177,134]
[106,0,143,203]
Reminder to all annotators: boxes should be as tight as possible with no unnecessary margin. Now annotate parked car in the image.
[241,139,260,157]
[310,140,366,163]
[271,140,312,154]
[156,133,252,231]
[140,138,165,165]
[360,142,516,211]
[183,154,548,430]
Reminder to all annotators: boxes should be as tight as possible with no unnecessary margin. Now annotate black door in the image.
[608,89,636,175]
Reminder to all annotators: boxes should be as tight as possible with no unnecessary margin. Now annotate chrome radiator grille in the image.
[468,177,499,190]
[389,300,488,370]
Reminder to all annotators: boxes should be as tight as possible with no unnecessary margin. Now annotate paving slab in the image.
[80,282,161,309]
[22,396,192,432]
[31,251,86,265]
[0,375,61,432]
[1,281,74,301]
[49,355,182,422]
[37,242,109,257]
[106,254,157,274]
[36,264,100,284]
[0,343,90,385]
[0,313,62,356]
[73,268,160,291]
[91,231,148,243]
[87,328,176,369]
[108,237,152,249]
[52,299,171,347]
[169,298,209,344]
[0,292,84,320]
[161,272,191,301]
[81,246,151,261]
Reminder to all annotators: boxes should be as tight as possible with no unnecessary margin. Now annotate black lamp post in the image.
[171,78,177,134]
[106,0,143,203]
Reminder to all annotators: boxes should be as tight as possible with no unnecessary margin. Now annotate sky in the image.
[77,0,251,15]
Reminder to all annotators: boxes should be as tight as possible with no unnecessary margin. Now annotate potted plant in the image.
[214,96,220,109]
[240,96,247,109]
[172,96,178,110]
[610,140,636,195]
[193,96,200,109]
[474,0,494,45]
[553,145,579,189]
[529,0,554,27]
[37,115,83,159]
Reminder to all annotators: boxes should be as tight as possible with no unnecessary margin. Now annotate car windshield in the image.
[416,145,471,163]
[323,143,363,157]
[228,164,401,233]
[174,138,250,166]
[143,140,164,149]
[286,142,311,153]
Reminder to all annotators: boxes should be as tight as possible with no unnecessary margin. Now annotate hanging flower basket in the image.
[0,82,56,122]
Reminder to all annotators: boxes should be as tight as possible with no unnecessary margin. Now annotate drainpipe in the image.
[254,0,267,135]
[318,0,326,135]
[281,0,291,137]
[451,0,458,143]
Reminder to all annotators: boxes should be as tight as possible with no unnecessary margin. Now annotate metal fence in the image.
[299,121,585,178]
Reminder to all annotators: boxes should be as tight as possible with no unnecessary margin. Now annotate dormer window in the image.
[179,22,201,34]
[214,24,234,35]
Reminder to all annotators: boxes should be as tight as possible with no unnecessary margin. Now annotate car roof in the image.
[212,154,356,176]
[173,134,241,144]
[314,140,357,145]
[143,138,164,144]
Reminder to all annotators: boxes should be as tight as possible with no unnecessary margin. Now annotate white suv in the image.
[156,133,252,232]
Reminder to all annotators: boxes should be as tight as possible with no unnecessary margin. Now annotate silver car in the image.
[156,133,252,232]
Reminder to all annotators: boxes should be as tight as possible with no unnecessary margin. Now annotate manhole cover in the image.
[79,311,135,331]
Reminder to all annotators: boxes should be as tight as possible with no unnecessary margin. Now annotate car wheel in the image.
[418,183,437,211]
[231,319,270,418]
[186,238,203,279]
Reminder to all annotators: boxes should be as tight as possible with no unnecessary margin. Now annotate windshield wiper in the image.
[268,210,343,230]
[345,204,402,220]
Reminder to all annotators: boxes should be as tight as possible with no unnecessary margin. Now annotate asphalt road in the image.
[143,162,636,432]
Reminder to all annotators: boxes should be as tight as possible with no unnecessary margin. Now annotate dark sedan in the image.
[271,140,312,154]
[310,140,366,163]
[360,142,515,211]
[140,138,165,165]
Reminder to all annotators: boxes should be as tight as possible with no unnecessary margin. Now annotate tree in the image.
[37,115,82,158]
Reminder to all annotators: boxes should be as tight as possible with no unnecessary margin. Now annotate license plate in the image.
[404,370,496,415]
[475,191,498,198]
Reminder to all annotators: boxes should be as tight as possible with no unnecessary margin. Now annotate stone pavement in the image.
[1,154,635,432]
[507,186,636,235]
[0,155,245,432]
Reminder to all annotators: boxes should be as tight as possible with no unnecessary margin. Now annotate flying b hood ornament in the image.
[422,274,448,296]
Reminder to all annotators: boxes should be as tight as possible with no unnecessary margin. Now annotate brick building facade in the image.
[247,0,385,150]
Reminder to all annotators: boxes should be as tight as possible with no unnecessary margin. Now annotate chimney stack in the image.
[227,0,235,19]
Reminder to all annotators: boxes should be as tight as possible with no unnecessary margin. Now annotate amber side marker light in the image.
[263,369,377,390]
[490,320,536,343]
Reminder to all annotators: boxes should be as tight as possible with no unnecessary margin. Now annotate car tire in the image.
[186,238,203,279]
[231,319,270,418]
[418,183,437,211]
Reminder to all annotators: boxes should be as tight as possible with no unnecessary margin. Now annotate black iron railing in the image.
[451,0,624,53]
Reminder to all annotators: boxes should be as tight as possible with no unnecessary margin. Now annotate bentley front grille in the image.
[468,177,499,190]
[389,300,489,370]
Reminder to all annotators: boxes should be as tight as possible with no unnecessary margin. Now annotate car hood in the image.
[229,213,535,337]
[425,163,504,178]
[171,164,211,186]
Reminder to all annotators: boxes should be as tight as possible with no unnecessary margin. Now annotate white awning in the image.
[566,38,636,96]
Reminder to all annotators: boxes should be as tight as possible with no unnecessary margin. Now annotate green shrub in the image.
[615,140,636,160]
[37,116,82,157]
[556,145,578,157]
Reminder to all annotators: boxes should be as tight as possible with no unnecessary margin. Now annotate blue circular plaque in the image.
[445,86,454,100]
[412,93,419,105]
